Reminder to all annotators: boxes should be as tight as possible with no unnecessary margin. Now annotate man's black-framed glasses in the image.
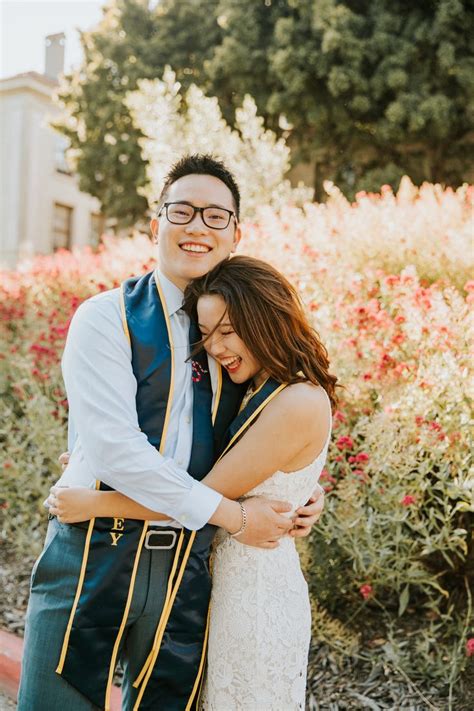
[159,202,236,230]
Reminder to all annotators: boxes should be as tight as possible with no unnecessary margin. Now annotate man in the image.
[18,154,324,710]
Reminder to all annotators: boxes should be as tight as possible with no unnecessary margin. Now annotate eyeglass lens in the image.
[167,203,231,229]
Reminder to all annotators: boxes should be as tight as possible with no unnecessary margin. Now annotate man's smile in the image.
[179,240,213,254]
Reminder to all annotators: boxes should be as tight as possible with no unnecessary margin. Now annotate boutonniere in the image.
[192,360,208,383]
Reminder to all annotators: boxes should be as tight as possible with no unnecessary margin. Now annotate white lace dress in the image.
[200,398,332,711]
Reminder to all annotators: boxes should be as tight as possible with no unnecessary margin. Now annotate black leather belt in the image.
[48,514,180,549]
[144,529,178,550]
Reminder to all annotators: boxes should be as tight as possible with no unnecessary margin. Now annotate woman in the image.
[48,256,337,710]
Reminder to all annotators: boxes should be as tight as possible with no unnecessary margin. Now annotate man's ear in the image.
[150,218,158,243]
[231,223,242,253]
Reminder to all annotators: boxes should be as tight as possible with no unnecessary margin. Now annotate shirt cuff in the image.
[173,480,222,530]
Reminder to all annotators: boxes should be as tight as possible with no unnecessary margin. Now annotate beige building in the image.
[0,33,103,268]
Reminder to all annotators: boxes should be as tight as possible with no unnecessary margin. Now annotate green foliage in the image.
[208,0,474,197]
[126,68,311,217]
[53,0,222,224]
[1,184,472,694]
[54,0,474,219]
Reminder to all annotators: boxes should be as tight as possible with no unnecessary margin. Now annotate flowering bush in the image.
[125,67,312,218]
[1,183,472,694]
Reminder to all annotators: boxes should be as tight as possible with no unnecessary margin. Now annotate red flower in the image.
[359,584,373,600]
[466,638,474,657]
[191,360,207,383]
[401,495,416,506]
[336,435,354,450]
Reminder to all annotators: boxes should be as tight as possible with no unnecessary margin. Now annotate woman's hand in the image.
[47,485,98,524]
[289,484,325,538]
[58,451,70,470]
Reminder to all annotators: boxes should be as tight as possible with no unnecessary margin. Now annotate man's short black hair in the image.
[158,153,241,220]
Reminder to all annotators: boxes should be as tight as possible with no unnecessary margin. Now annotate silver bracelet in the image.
[230,501,247,538]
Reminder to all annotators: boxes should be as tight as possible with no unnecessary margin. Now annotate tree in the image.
[205,0,474,198]
[54,0,222,224]
[126,68,311,217]
[56,0,473,219]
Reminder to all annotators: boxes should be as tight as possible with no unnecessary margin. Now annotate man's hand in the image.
[233,497,293,549]
[288,484,325,538]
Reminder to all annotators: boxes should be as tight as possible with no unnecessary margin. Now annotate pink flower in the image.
[336,435,354,450]
[359,584,373,600]
[466,638,474,657]
[353,469,369,482]
[320,469,336,484]
[401,495,416,506]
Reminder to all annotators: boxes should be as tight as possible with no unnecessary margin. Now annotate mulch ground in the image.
[1,550,471,710]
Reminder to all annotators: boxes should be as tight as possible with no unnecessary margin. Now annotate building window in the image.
[52,203,73,250]
[90,213,105,248]
[54,133,71,175]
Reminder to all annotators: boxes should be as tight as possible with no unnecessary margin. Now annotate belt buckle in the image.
[144,529,177,550]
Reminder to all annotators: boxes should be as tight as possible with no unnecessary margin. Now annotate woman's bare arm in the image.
[49,384,329,523]
[202,384,330,499]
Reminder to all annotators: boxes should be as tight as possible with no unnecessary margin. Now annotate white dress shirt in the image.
[56,270,222,530]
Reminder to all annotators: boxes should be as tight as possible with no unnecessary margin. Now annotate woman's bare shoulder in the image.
[265,382,330,434]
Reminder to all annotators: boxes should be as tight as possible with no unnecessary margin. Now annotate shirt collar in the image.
[154,269,185,317]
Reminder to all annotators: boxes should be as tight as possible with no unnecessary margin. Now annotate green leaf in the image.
[398,585,410,617]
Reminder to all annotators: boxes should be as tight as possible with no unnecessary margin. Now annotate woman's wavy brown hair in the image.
[183,256,339,410]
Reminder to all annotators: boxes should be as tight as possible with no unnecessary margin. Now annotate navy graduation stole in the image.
[218,377,288,460]
[56,271,287,710]
[56,272,243,710]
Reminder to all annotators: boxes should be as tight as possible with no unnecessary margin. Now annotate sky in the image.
[1,0,105,79]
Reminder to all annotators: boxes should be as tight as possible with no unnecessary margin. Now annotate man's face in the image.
[150,174,241,291]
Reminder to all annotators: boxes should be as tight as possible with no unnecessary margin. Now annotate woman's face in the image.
[197,294,265,386]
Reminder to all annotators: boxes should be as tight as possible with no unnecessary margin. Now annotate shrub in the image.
[125,67,312,218]
[1,183,472,695]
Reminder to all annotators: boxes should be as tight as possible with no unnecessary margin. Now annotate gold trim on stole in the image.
[104,273,177,705]
[133,532,197,710]
[119,285,131,347]
[56,480,100,674]
[218,382,288,462]
[183,381,289,708]
[153,275,175,454]
[104,522,149,711]
[212,362,223,425]
[57,276,177,705]
[132,529,186,688]
[186,606,211,711]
